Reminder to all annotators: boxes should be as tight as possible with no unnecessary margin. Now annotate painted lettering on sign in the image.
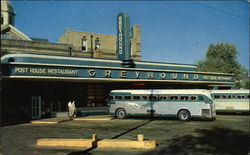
[194,74,199,80]
[160,73,166,79]
[105,70,112,78]
[12,67,233,82]
[15,67,29,73]
[14,67,78,76]
[183,74,189,80]
[88,69,96,77]
[135,71,140,78]
[172,73,178,80]
[118,16,123,55]
[203,75,232,81]
[120,71,127,78]
[147,72,154,79]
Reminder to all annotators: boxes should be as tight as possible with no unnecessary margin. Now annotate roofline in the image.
[1,53,234,76]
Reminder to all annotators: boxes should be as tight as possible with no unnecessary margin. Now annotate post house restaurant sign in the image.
[8,66,234,82]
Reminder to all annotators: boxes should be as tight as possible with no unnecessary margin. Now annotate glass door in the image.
[31,96,41,119]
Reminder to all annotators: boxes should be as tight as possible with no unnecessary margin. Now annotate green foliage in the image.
[239,69,249,89]
[197,42,246,88]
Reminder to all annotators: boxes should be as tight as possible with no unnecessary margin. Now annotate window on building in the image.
[95,37,101,50]
[9,15,13,25]
[82,38,87,51]
[2,33,10,39]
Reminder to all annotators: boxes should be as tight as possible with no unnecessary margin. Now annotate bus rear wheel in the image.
[178,110,191,121]
[116,108,127,119]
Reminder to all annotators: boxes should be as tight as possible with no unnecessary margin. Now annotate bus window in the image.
[115,96,122,100]
[232,95,236,99]
[198,96,204,101]
[170,96,178,100]
[190,96,197,100]
[228,95,232,99]
[213,95,220,99]
[149,96,157,100]
[108,96,114,101]
[237,95,244,99]
[133,96,141,100]
[124,96,131,100]
[247,95,250,99]
[142,96,148,100]
[222,95,227,99]
[159,96,167,100]
[180,96,189,100]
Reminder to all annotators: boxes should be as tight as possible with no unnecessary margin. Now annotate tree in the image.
[197,42,245,88]
[239,69,249,89]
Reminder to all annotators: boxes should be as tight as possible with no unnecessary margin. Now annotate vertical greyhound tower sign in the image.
[116,12,135,68]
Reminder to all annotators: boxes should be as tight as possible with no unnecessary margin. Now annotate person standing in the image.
[68,100,76,119]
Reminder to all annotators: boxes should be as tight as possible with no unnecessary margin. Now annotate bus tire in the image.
[116,108,127,119]
[178,110,191,121]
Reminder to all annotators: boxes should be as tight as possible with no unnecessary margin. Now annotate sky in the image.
[11,1,249,68]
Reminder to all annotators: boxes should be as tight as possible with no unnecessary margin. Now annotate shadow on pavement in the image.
[142,127,250,155]
[68,119,154,155]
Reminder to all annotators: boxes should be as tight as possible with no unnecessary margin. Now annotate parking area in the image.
[0,115,249,155]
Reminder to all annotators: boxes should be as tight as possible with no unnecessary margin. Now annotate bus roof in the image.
[210,89,249,94]
[110,89,210,95]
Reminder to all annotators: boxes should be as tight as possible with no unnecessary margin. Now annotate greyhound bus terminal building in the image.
[0,1,235,124]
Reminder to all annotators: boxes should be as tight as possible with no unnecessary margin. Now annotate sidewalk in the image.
[30,117,72,124]
[30,115,115,124]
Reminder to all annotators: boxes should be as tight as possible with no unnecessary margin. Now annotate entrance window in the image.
[31,96,41,119]
[87,85,106,107]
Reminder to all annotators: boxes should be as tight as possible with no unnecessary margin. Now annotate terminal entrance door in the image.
[31,96,41,119]
[87,85,106,107]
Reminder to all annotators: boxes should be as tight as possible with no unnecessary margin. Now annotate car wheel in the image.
[178,110,191,121]
[116,108,127,119]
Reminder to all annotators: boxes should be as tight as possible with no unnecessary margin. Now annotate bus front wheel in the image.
[178,110,191,121]
[116,108,127,119]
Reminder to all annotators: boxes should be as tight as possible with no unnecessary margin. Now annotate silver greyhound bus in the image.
[108,89,216,121]
[210,89,250,114]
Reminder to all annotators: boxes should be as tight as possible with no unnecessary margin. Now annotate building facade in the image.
[58,25,141,60]
[0,1,235,125]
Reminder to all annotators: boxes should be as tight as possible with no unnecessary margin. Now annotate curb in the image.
[37,134,156,149]
[73,117,115,121]
[31,118,72,124]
